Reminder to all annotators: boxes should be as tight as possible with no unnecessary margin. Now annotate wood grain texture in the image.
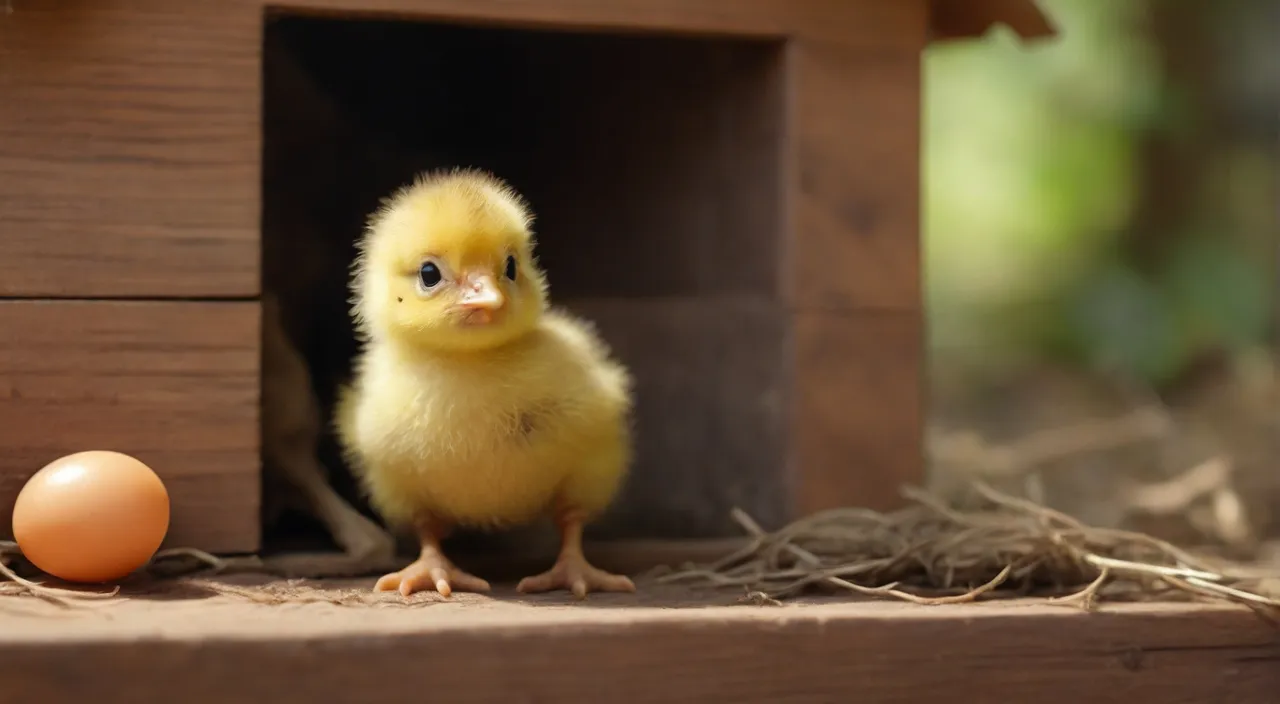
[1,590,1276,704]
[269,0,926,49]
[0,0,260,297]
[563,296,790,538]
[790,310,924,515]
[0,301,261,552]
[789,41,924,312]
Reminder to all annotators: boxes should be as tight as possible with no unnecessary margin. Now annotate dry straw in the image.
[655,482,1280,613]
[0,542,251,608]
[0,542,121,608]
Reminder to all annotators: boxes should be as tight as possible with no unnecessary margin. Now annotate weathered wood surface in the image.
[791,310,923,514]
[783,10,928,513]
[0,0,261,297]
[0,301,261,552]
[0,583,1274,704]
[790,43,923,312]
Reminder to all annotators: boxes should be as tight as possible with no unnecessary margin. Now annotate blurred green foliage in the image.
[923,0,1275,389]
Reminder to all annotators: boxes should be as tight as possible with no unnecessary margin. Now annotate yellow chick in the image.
[335,167,636,599]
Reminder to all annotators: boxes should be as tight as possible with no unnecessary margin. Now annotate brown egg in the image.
[12,450,170,583]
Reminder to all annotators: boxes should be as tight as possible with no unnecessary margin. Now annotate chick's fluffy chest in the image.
[350,314,631,528]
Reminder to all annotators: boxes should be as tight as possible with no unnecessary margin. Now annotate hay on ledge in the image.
[655,482,1280,612]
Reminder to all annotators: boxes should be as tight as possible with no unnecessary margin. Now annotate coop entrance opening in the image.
[260,13,788,554]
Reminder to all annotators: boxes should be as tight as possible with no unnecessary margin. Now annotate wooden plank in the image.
[789,41,925,311]
[561,296,790,538]
[0,0,260,297]
[1,587,1276,704]
[268,0,925,48]
[790,310,923,514]
[0,301,261,553]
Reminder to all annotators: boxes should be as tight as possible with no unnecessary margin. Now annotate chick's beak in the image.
[456,274,505,324]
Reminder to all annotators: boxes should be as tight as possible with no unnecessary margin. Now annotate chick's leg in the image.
[517,509,636,599]
[374,516,490,597]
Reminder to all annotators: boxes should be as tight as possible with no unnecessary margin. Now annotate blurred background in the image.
[923,0,1277,564]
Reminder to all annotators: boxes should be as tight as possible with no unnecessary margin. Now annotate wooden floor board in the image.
[1,576,1276,703]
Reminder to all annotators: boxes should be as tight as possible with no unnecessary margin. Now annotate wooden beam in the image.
[789,41,924,311]
[266,0,926,48]
[783,10,928,514]
[1,587,1275,703]
[0,301,261,553]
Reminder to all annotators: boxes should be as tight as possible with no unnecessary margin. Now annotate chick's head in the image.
[352,169,548,353]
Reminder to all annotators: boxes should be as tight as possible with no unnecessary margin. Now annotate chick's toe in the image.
[517,553,636,600]
[376,555,491,598]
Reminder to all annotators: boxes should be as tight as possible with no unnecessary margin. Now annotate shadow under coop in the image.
[260,14,790,570]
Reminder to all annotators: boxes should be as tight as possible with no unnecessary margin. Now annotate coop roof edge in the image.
[928,0,1057,42]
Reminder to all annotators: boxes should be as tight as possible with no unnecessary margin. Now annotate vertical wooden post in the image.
[786,8,929,514]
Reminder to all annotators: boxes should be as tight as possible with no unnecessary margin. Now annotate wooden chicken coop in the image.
[4,2,1280,703]
[0,0,1064,556]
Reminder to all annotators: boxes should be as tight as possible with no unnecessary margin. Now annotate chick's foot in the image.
[517,552,636,600]
[375,554,491,598]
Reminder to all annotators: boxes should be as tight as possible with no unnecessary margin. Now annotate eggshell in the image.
[12,450,170,583]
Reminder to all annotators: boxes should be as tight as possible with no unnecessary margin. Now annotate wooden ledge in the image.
[2,578,1277,703]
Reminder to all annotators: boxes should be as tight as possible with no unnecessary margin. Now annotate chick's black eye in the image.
[419,261,442,289]
[504,255,517,281]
